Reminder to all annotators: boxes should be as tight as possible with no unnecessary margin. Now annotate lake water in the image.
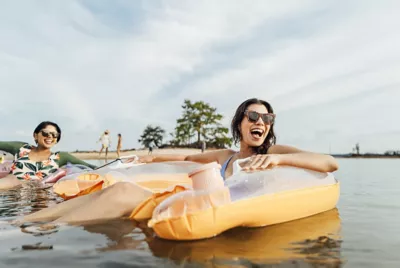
[0,158,399,267]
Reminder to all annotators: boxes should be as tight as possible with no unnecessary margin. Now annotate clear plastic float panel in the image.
[103,161,202,175]
[56,161,202,183]
[152,166,337,222]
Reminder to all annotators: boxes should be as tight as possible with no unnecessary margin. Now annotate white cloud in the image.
[0,0,399,154]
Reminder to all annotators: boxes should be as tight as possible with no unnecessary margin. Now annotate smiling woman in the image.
[137,98,339,179]
[0,121,96,190]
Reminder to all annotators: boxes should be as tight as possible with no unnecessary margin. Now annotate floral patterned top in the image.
[10,144,60,181]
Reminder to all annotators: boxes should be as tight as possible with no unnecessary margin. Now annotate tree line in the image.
[138,99,233,149]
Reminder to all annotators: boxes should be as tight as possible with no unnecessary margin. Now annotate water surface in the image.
[0,159,399,267]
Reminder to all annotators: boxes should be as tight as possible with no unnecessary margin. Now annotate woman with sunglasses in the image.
[135,98,338,178]
[0,121,96,189]
[19,98,338,223]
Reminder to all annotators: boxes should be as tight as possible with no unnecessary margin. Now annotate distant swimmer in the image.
[98,130,111,159]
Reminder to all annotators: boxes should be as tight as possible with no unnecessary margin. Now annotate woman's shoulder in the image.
[13,144,33,161]
[208,148,235,156]
[221,148,236,156]
[213,149,236,164]
[18,143,33,153]
[21,143,33,149]
[185,148,236,165]
[267,144,304,154]
[51,151,61,161]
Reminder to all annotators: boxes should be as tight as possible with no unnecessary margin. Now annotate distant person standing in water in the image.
[148,141,154,155]
[117,133,122,158]
[201,140,206,153]
[98,130,111,159]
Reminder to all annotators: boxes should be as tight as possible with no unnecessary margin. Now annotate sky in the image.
[1,0,399,154]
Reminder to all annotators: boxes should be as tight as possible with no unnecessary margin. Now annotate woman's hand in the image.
[137,155,155,163]
[241,154,281,171]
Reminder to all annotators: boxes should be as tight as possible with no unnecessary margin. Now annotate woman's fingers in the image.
[125,158,134,163]
[259,155,280,169]
[260,157,272,169]
[136,156,154,164]
[242,154,276,171]
[243,154,263,170]
[137,157,146,163]
[242,155,254,170]
[252,155,272,170]
[250,155,264,170]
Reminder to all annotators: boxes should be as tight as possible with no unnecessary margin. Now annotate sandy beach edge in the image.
[69,148,214,160]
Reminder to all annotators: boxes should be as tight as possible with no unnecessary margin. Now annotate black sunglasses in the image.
[40,130,59,139]
[244,110,275,125]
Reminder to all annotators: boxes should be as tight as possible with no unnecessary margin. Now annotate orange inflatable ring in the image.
[144,162,339,241]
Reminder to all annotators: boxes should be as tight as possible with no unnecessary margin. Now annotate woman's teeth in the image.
[44,139,53,144]
[250,129,264,138]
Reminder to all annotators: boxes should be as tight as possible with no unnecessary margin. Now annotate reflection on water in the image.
[146,209,343,266]
[0,182,62,220]
[1,158,399,267]
[0,179,344,267]
[81,209,343,267]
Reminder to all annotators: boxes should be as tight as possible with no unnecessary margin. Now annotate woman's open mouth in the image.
[44,139,54,145]
[250,128,264,140]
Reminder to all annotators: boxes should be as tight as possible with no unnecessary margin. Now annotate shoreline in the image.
[70,148,210,160]
[332,154,400,159]
[69,148,400,160]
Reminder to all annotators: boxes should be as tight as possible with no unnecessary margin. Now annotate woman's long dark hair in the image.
[231,98,276,154]
[33,121,62,143]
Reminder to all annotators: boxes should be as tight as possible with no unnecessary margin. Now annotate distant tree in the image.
[170,120,195,146]
[172,99,232,148]
[138,125,166,148]
[207,126,233,148]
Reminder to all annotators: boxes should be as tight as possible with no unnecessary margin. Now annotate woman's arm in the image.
[243,145,338,173]
[185,149,234,165]
[0,174,22,190]
[58,152,97,169]
[138,149,233,165]
[0,141,26,156]
[138,154,186,163]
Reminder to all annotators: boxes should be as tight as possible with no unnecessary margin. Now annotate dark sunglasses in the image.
[40,130,59,139]
[244,110,275,125]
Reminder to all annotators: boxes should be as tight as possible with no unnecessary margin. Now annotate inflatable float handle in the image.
[108,155,144,169]
[118,154,139,161]
[188,162,224,190]
[232,157,252,174]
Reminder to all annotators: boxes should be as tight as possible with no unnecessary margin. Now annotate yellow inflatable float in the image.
[52,160,340,241]
[144,162,339,240]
